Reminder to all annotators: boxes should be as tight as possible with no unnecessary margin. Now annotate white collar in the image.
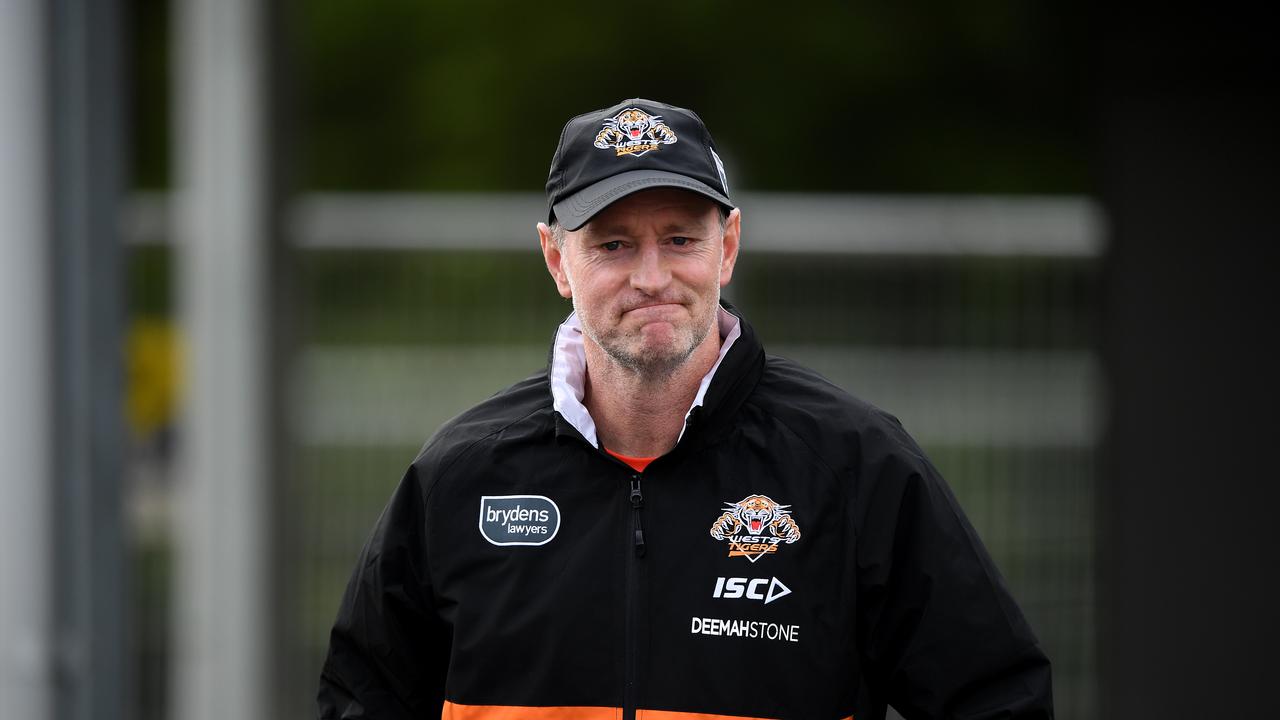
[550,306,742,450]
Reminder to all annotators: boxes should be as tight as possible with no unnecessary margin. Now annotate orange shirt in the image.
[604,447,657,473]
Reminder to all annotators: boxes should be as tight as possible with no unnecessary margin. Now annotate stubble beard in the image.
[574,292,719,381]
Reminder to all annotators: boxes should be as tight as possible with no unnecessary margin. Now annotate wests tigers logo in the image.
[593,108,677,157]
[710,494,801,563]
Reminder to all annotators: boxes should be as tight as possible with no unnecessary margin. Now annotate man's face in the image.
[540,189,741,377]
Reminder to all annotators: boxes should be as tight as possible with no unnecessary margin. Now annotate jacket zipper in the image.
[624,472,645,720]
[630,475,646,557]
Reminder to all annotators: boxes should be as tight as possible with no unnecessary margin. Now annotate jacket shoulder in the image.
[410,370,553,492]
[748,354,925,469]
[751,354,898,432]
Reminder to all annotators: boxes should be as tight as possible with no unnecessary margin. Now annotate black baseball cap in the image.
[545,98,733,231]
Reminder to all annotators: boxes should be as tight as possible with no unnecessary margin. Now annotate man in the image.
[318,99,1053,720]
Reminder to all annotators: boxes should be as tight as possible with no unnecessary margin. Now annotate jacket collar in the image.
[550,301,765,452]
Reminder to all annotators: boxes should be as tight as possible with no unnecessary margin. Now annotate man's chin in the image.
[604,340,697,378]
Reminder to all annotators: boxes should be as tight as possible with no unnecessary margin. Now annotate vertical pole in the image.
[172,0,279,719]
[46,0,128,718]
[0,2,53,719]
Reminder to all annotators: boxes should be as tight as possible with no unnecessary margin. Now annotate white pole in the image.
[0,1,53,719]
[172,1,273,719]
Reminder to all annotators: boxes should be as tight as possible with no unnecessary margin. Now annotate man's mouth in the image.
[624,301,682,315]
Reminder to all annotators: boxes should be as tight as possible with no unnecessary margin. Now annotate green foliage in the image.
[130,1,1088,193]
[126,246,172,315]
[129,0,171,188]
[291,0,1089,193]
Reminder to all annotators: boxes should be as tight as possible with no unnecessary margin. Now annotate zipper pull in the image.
[630,475,646,558]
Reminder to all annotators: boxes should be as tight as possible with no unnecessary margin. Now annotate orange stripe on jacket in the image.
[442,702,852,720]
[641,714,851,720]
[638,710,775,720]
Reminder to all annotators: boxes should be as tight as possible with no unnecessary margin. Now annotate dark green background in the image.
[132,0,1090,194]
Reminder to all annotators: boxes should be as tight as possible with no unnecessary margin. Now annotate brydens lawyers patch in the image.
[593,107,677,157]
[709,494,801,562]
[478,495,560,546]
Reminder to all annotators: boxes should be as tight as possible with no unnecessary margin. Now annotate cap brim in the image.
[552,169,733,231]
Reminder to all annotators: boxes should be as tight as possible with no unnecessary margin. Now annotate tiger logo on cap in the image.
[594,108,677,157]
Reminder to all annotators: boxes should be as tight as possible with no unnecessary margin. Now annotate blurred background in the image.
[2,2,1274,720]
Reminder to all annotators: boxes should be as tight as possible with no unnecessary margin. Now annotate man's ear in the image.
[719,208,742,288]
[538,222,573,299]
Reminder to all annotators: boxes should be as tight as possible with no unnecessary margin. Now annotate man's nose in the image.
[629,244,671,294]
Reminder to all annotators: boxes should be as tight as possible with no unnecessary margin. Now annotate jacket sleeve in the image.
[317,463,451,719]
[853,413,1053,719]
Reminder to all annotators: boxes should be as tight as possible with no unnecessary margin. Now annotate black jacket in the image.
[318,307,1053,720]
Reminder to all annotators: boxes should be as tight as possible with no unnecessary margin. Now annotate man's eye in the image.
[601,240,622,251]
[671,237,690,246]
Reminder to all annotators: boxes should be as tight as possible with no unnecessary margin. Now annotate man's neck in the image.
[582,329,722,458]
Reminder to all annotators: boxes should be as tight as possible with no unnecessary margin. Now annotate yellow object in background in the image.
[126,318,182,440]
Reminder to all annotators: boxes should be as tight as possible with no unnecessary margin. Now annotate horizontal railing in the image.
[125,192,1105,257]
